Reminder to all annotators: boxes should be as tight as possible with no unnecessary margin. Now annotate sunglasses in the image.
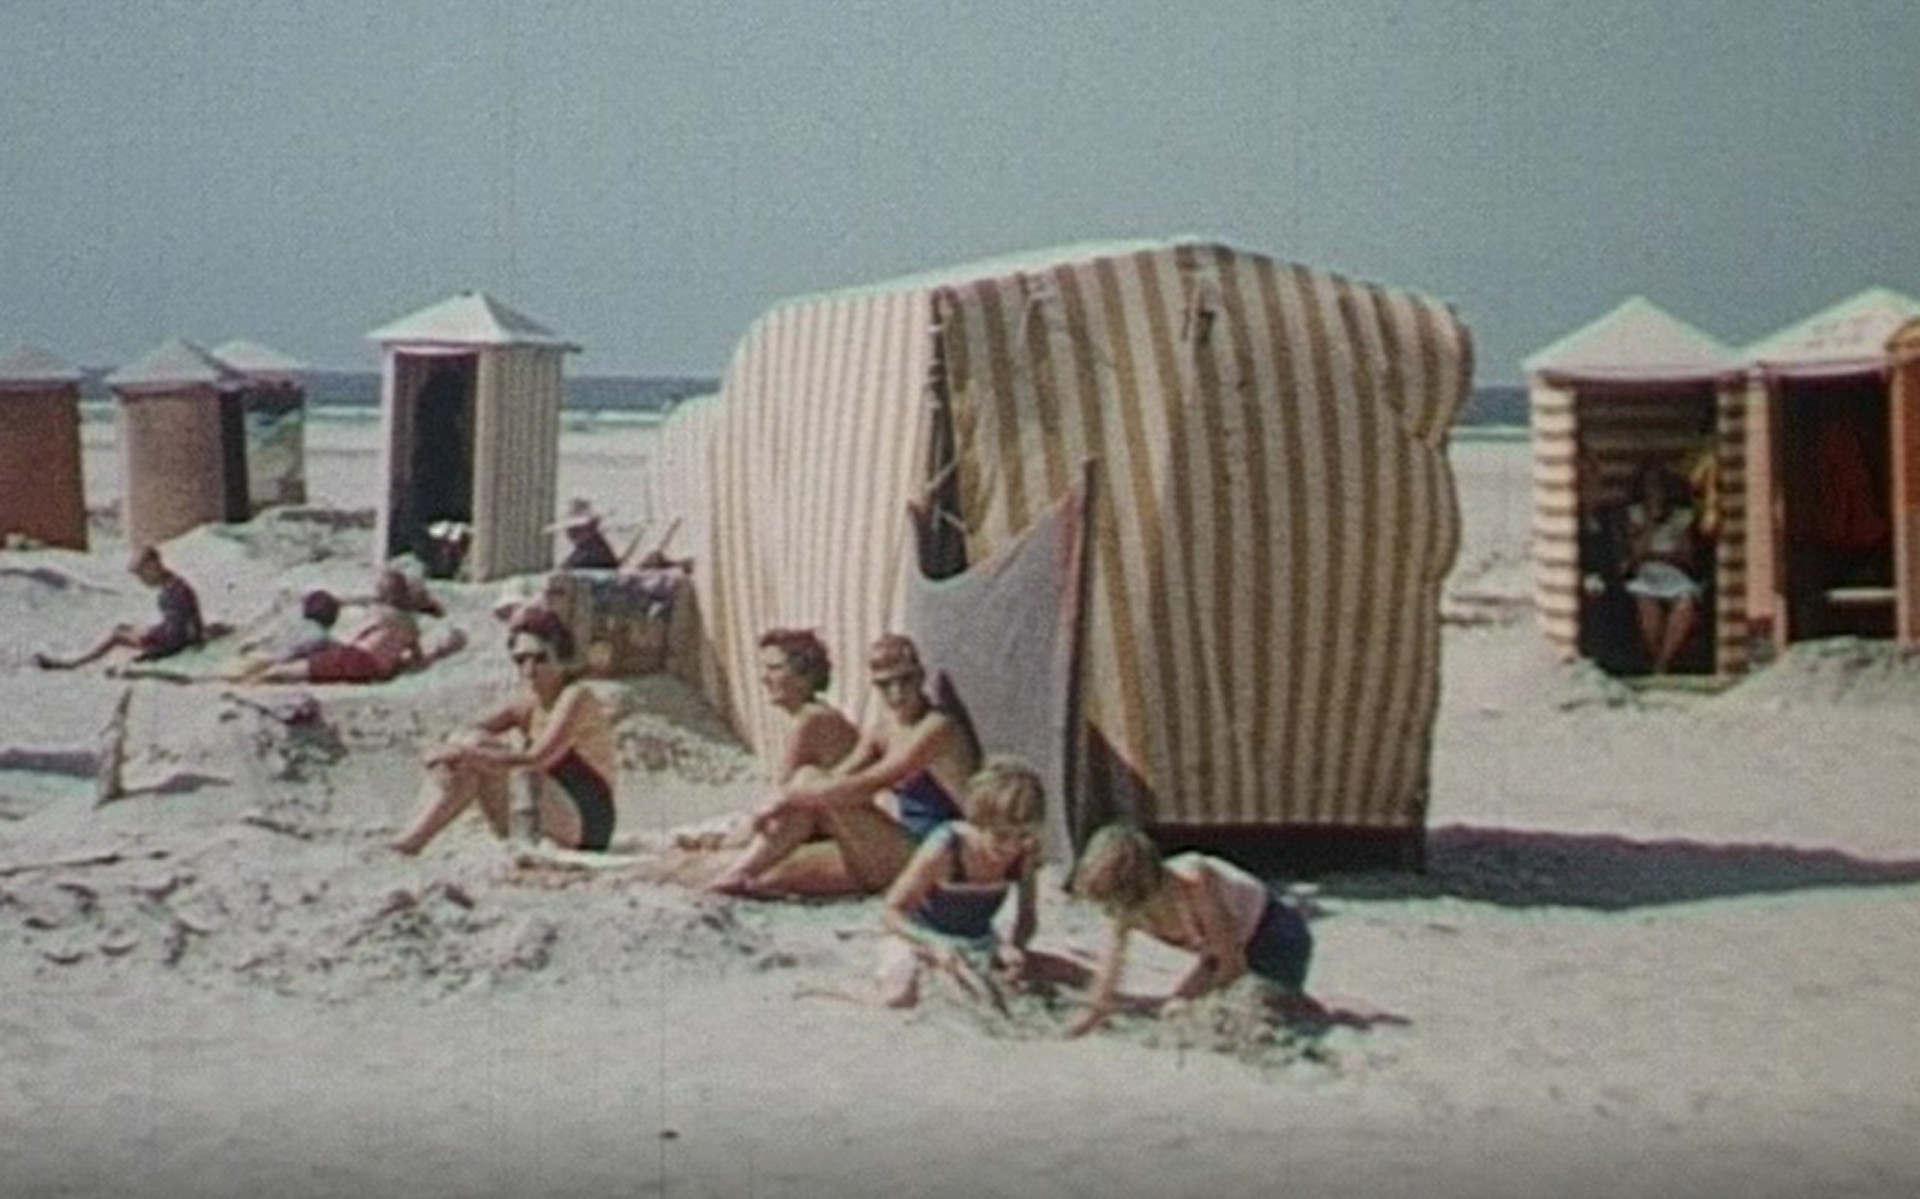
[870,671,918,690]
[511,649,557,667]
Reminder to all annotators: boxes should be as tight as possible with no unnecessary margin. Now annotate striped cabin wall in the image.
[937,244,1469,830]
[469,347,563,581]
[702,289,934,760]
[649,395,727,698]
[1529,377,1748,673]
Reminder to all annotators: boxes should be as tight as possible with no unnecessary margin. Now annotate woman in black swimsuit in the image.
[392,608,619,856]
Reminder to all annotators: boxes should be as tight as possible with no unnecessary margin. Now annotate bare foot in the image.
[389,839,423,857]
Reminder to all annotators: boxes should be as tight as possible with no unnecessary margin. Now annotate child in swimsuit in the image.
[1065,823,1315,1037]
[875,756,1043,1008]
[392,607,619,855]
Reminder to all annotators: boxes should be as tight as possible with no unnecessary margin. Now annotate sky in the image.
[2,0,1916,383]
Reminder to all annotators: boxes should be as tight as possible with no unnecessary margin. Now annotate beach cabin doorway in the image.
[1771,377,1894,641]
[386,354,478,564]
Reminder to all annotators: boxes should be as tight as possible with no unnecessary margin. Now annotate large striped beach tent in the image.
[0,344,87,551]
[213,339,308,514]
[368,291,579,582]
[105,338,250,549]
[657,239,1472,867]
[1744,287,1920,647]
[1524,296,1749,676]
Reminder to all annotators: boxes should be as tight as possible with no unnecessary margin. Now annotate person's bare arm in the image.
[777,708,851,783]
[427,698,530,765]
[1168,866,1248,1001]
[783,714,956,812]
[1065,918,1130,1038]
[465,686,595,771]
[880,830,958,949]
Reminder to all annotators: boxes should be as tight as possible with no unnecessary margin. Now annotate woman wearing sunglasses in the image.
[392,607,618,856]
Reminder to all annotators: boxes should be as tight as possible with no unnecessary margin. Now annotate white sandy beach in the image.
[2,423,1917,1199]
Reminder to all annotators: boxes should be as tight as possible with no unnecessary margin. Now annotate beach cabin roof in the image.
[0,344,83,387]
[213,338,306,381]
[104,337,243,393]
[1523,296,1740,383]
[1746,287,1920,377]
[366,290,580,351]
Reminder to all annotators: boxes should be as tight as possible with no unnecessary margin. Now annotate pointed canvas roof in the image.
[1746,287,1920,374]
[366,291,579,350]
[104,337,243,392]
[1523,296,1740,382]
[212,338,306,379]
[0,343,84,387]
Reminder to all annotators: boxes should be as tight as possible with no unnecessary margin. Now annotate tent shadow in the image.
[116,770,231,800]
[1314,824,1920,911]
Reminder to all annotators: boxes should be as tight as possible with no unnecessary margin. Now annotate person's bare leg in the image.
[750,840,862,896]
[35,627,133,671]
[1634,596,1664,673]
[1655,596,1698,675]
[819,804,916,894]
[876,937,922,1008]
[391,762,508,855]
[535,788,583,849]
[704,808,825,893]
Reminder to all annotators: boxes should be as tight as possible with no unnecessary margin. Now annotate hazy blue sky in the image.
[2,1,1915,381]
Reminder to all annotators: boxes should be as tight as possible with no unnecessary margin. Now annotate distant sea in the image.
[72,369,1528,432]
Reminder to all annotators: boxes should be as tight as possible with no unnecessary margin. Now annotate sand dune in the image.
[3,427,1917,1199]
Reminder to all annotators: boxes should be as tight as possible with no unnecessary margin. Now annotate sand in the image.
[1,426,1916,1199]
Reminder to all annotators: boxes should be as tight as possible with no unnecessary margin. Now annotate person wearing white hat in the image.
[552,498,618,571]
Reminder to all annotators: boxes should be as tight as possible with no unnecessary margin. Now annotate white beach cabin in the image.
[367,292,579,582]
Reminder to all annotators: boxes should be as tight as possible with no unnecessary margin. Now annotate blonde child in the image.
[1066,823,1314,1037]
[874,756,1043,1008]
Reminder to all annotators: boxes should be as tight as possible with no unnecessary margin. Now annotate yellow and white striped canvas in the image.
[669,241,1470,833]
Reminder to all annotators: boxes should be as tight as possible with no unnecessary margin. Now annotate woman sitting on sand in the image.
[392,607,619,855]
[674,628,860,852]
[873,756,1042,1009]
[705,633,980,898]
[1065,824,1316,1038]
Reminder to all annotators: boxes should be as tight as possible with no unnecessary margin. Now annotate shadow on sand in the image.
[1315,824,1920,911]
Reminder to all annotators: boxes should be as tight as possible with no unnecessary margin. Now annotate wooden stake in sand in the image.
[93,685,133,807]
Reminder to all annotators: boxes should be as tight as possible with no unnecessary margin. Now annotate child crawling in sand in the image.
[872,756,1043,1008]
[1066,824,1317,1037]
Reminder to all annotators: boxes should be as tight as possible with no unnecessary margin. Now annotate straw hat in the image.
[546,497,605,534]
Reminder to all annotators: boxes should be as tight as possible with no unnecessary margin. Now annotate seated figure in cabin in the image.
[706,633,981,898]
[1623,459,1704,675]
[34,546,206,672]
